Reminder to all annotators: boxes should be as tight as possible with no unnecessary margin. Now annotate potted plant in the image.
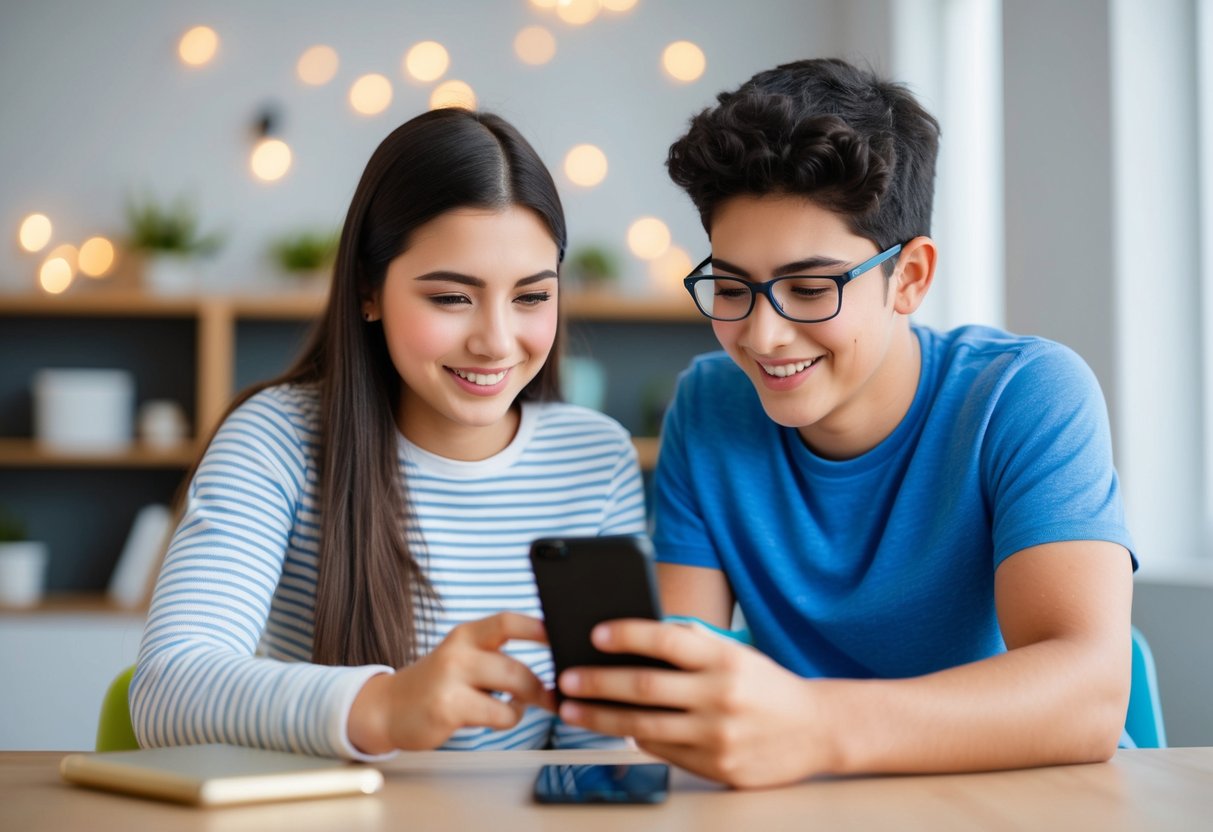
[565,244,620,291]
[0,508,49,608]
[125,194,223,294]
[269,229,340,292]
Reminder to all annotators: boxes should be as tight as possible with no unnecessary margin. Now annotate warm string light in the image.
[19,213,53,252]
[297,45,339,85]
[429,80,476,110]
[350,73,393,115]
[648,246,692,293]
[662,40,706,82]
[515,26,557,65]
[178,26,219,67]
[556,0,602,26]
[250,138,292,182]
[405,41,450,82]
[627,217,671,260]
[564,144,608,187]
[78,237,116,278]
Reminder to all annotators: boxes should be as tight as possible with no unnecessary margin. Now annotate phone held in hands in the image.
[529,534,675,705]
[532,763,670,805]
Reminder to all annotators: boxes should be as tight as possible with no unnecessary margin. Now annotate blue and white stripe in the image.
[131,384,646,759]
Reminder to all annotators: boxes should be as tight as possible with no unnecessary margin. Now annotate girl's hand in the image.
[349,612,554,754]
[555,619,837,788]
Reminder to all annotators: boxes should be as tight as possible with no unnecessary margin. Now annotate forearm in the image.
[818,635,1129,775]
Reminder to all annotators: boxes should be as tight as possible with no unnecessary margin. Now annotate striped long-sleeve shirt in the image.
[131,384,647,759]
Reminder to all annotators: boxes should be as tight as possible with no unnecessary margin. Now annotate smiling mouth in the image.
[448,367,509,386]
[758,356,824,378]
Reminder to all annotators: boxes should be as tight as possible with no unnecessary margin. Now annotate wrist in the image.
[806,677,862,777]
[348,672,394,756]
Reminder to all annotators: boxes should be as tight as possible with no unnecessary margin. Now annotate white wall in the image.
[0,0,846,296]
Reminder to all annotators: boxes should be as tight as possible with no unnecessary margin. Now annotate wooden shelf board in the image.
[0,438,196,469]
[0,593,146,617]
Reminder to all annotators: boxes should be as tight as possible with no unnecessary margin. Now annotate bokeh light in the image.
[250,138,293,182]
[40,244,78,294]
[78,236,116,278]
[648,246,693,293]
[405,41,450,82]
[556,0,601,26]
[530,0,560,9]
[350,73,393,115]
[564,144,608,187]
[18,213,52,252]
[514,26,557,66]
[627,217,671,260]
[662,40,706,82]
[602,0,639,11]
[178,26,219,67]
[297,45,339,85]
[429,80,476,110]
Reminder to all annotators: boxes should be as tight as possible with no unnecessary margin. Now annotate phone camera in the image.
[536,541,569,560]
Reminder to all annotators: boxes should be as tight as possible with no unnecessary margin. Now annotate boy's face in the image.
[706,195,919,457]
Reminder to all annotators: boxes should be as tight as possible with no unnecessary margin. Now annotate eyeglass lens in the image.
[691,276,840,322]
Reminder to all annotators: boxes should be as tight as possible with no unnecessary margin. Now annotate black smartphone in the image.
[532,763,670,804]
[529,534,675,705]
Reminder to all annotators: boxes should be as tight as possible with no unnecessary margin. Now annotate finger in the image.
[465,650,550,708]
[461,688,527,732]
[558,666,699,710]
[558,699,705,745]
[454,612,549,649]
[590,619,727,672]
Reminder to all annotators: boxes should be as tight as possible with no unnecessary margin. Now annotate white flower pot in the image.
[142,253,199,295]
[0,541,49,607]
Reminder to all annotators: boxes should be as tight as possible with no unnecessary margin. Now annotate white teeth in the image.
[452,368,507,386]
[759,358,820,377]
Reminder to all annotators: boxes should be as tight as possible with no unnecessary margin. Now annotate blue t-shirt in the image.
[653,325,1136,680]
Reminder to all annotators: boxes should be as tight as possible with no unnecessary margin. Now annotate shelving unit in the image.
[0,289,716,607]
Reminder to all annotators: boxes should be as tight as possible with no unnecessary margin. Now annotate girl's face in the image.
[367,206,560,460]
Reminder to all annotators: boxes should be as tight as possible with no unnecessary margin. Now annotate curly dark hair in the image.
[667,58,940,259]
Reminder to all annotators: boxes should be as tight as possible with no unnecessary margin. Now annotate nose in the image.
[466,301,513,360]
[736,292,796,355]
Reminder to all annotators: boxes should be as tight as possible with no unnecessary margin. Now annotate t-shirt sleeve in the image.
[130,390,396,761]
[981,343,1136,569]
[652,366,722,569]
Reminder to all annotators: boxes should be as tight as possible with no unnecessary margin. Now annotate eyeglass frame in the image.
[682,242,904,323]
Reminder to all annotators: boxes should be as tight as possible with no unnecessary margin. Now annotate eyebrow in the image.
[710,255,851,279]
[413,270,558,288]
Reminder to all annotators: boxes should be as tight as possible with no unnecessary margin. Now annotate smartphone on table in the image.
[529,534,674,805]
[532,762,670,804]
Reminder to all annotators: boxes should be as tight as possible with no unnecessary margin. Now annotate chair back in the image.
[95,665,139,752]
[1125,627,1167,748]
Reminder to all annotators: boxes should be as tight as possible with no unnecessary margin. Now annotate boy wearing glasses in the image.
[556,58,1136,787]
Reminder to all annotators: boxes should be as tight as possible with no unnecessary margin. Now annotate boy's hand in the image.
[350,612,554,754]
[556,619,837,788]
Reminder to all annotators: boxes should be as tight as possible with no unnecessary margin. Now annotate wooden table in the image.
[3,747,1211,831]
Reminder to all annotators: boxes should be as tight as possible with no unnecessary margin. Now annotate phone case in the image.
[529,534,674,696]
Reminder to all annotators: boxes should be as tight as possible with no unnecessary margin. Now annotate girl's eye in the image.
[429,294,471,306]
[516,291,552,306]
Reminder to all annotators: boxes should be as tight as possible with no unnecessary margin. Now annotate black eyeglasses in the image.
[683,243,903,323]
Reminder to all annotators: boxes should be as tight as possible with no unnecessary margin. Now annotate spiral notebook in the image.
[60,744,384,807]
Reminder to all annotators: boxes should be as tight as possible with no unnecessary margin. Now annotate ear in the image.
[890,236,936,316]
[361,290,381,323]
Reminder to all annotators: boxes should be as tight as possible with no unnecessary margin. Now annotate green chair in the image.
[95,665,139,752]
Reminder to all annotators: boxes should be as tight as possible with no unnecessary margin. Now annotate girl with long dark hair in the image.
[131,109,645,757]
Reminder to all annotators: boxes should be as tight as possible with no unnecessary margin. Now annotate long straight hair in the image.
[191,109,567,668]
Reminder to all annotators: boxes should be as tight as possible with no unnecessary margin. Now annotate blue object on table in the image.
[1125,626,1167,748]
[663,615,751,645]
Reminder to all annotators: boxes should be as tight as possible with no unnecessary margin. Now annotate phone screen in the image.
[532,763,670,804]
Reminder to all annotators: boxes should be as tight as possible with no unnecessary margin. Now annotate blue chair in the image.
[1125,626,1167,748]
